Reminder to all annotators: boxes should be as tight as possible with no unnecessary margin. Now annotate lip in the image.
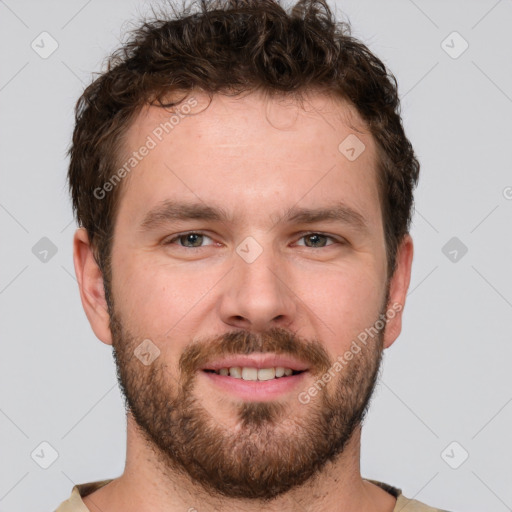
[200,369,309,401]
[199,353,310,372]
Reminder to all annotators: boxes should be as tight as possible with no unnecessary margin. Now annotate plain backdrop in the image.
[1,1,511,511]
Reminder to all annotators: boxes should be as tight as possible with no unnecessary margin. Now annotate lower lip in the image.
[200,370,308,401]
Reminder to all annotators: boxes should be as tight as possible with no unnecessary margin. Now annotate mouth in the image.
[199,354,310,400]
[200,353,309,378]
[203,367,305,380]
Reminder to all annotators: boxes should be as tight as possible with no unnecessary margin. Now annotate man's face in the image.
[102,90,394,499]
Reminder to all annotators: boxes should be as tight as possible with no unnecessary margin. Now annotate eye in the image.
[295,233,340,248]
[162,231,343,250]
[163,232,214,248]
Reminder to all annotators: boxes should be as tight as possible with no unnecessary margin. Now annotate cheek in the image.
[295,264,384,350]
[112,254,221,336]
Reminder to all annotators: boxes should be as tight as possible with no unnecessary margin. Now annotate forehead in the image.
[115,89,381,230]
[129,89,372,150]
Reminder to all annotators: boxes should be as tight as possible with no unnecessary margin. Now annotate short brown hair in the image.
[68,0,419,303]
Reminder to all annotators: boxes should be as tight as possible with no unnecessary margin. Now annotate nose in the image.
[217,241,297,332]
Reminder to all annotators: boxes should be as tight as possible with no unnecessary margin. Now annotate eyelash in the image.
[163,231,343,249]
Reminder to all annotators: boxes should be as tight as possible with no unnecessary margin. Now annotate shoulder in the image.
[367,479,452,512]
[395,494,452,512]
[54,479,113,512]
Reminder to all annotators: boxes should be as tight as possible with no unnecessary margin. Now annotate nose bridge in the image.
[219,234,296,330]
[237,236,280,290]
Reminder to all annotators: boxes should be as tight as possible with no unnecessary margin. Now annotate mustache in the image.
[179,326,332,377]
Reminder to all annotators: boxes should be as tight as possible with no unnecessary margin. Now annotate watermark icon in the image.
[338,134,366,161]
[441,441,469,469]
[31,441,59,469]
[298,302,403,404]
[441,31,469,60]
[236,236,264,263]
[32,236,58,263]
[503,186,512,200]
[441,236,468,263]
[93,96,198,200]
[31,31,59,59]
[134,339,161,365]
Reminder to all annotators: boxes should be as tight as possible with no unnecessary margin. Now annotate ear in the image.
[383,234,414,349]
[73,228,113,345]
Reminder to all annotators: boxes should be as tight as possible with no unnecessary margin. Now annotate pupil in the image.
[185,234,202,247]
[307,234,325,247]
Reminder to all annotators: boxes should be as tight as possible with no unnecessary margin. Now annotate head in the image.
[70,0,418,501]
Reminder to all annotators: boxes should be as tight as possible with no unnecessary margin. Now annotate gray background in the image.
[1,0,511,511]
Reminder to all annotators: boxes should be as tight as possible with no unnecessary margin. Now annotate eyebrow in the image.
[138,199,370,233]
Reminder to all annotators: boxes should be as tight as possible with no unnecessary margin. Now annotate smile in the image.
[204,366,304,380]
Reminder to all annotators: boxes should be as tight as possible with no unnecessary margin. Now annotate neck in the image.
[83,412,396,512]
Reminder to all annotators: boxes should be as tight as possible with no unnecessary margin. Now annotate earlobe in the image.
[383,234,414,349]
[73,228,113,345]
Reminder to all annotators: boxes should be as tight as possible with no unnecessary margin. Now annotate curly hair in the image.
[68,0,419,303]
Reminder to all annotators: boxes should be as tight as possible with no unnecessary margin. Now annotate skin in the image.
[73,89,413,512]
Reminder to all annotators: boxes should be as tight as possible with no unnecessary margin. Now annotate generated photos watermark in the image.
[94,96,198,200]
[298,302,403,404]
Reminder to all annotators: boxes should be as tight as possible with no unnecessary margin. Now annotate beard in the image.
[109,299,387,501]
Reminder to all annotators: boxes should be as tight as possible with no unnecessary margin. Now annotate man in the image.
[56,0,451,510]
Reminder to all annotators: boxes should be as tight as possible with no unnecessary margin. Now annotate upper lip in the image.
[200,354,309,372]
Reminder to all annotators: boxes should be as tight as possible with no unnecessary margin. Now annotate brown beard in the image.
[109,306,386,501]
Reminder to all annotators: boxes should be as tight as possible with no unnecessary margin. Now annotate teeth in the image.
[257,368,275,381]
[214,366,299,380]
[229,366,242,379]
[241,367,258,380]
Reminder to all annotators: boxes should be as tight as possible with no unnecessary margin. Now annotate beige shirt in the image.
[55,478,450,511]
